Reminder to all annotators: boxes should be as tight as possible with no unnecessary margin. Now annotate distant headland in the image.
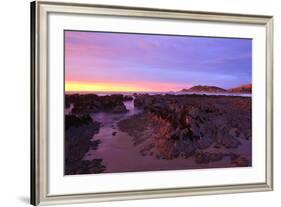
[180,84,252,94]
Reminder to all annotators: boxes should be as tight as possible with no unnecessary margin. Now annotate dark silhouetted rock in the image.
[64,114,105,175]
[181,85,226,93]
[123,95,133,101]
[194,152,224,164]
[112,105,128,113]
[232,157,250,167]
[65,159,106,175]
[65,114,93,130]
[90,139,101,150]
[128,94,251,162]
[65,94,129,114]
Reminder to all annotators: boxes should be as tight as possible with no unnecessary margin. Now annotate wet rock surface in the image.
[64,114,106,175]
[119,94,251,167]
[194,152,224,164]
[65,93,251,174]
[65,94,130,114]
[66,159,106,175]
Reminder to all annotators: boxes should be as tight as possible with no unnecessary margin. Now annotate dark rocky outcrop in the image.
[123,95,134,101]
[66,159,106,175]
[231,156,250,167]
[119,94,251,165]
[90,139,102,150]
[194,152,224,164]
[111,104,128,113]
[65,94,129,114]
[64,114,106,175]
[65,114,93,130]
[181,85,226,93]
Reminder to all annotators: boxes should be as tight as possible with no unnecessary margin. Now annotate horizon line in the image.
[65,83,252,93]
[65,90,176,93]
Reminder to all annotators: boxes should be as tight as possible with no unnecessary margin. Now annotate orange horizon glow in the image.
[65,81,189,92]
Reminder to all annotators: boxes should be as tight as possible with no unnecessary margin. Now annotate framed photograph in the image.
[31,1,273,205]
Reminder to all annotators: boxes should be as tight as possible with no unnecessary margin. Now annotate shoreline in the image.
[64,93,252,174]
[65,91,252,97]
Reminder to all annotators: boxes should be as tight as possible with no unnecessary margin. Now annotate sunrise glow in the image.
[65,82,150,92]
[65,31,252,92]
[65,81,188,92]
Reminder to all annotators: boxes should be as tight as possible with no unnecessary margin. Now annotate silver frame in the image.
[31,0,274,205]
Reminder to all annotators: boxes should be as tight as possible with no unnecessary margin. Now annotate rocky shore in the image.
[64,94,136,174]
[119,94,252,168]
[65,93,252,174]
[64,114,106,174]
[65,94,129,114]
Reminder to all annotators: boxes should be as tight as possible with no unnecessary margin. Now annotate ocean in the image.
[65,91,252,97]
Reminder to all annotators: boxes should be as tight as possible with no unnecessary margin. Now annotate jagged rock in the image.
[232,157,250,167]
[65,94,129,114]
[228,152,240,161]
[64,114,104,175]
[229,127,246,140]
[66,159,106,175]
[65,114,93,130]
[218,135,240,148]
[217,126,241,148]
[122,94,251,165]
[171,139,196,158]
[112,104,128,113]
[208,152,224,162]
[134,94,154,109]
[229,128,239,137]
[123,95,133,101]
[196,137,214,149]
[194,152,210,164]
[194,152,224,164]
[90,139,101,150]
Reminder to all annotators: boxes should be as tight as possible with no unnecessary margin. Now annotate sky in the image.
[65,31,252,92]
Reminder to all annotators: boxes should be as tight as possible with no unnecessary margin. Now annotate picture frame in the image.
[31,0,273,205]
